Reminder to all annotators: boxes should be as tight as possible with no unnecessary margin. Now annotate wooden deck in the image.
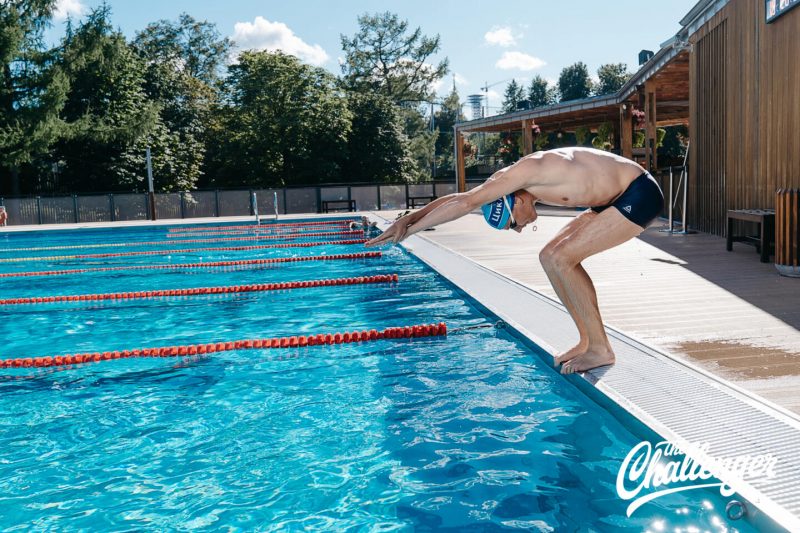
[385,209,800,414]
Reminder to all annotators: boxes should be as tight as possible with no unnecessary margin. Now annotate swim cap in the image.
[481,194,515,229]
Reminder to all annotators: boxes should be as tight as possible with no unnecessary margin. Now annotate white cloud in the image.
[232,16,329,66]
[484,26,517,47]
[54,0,86,21]
[495,51,546,71]
[454,73,469,86]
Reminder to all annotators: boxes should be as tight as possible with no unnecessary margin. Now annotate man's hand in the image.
[365,214,414,247]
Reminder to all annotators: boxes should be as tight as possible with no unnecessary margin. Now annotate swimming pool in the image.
[0,219,765,530]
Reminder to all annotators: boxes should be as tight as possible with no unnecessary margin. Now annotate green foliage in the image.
[574,126,590,146]
[133,13,232,85]
[342,91,412,182]
[0,0,64,192]
[134,13,232,190]
[527,75,556,108]
[433,85,464,175]
[656,127,667,147]
[591,121,615,151]
[207,51,351,187]
[501,79,525,113]
[52,6,163,191]
[595,63,631,95]
[633,131,645,148]
[558,62,593,102]
[340,12,448,105]
[1,8,448,195]
[658,125,689,163]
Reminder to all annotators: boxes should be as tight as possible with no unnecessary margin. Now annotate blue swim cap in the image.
[481,194,515,229]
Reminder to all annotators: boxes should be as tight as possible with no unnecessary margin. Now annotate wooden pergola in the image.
[454,46,690,192]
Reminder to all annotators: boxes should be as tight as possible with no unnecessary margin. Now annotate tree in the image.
[433,84,464,175]
[342,92,411,182]
[50,6,166,192]
[134,14,233,189]
[595,63,631,95]
[0,0,67,195]
[558,62,593,102]
[133,13,232,85]
[207,51,351,187]
[340,12,448,105]
[501,79,525,113]
[527,75,556,108]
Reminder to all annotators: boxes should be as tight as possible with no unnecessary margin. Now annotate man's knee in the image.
[539,242,578,271]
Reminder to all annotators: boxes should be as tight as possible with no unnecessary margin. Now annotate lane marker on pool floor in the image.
[0,231,365,253]
[0,239,369,264]
[0,252,382,279]
[0,322,448,370]
[0,274,398,306]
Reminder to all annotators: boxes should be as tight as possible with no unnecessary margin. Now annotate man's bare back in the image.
[494,147,645,208]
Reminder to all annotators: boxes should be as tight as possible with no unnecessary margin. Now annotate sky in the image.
[47,0,700,117]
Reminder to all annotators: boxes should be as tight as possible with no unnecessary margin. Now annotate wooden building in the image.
[454,0,800,236]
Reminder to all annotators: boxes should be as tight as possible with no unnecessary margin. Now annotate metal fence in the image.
[0,170,681,227]
[0,181,473,226]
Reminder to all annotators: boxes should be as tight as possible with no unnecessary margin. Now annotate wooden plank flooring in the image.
[382,209,800,414]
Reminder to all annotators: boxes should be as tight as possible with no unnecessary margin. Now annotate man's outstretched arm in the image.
[366,157,540,247]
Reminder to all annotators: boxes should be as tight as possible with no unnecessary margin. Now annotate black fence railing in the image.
[0,180,489,227]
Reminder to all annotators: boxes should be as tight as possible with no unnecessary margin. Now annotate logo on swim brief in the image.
[623,205,632,213]
[616,440,777,516]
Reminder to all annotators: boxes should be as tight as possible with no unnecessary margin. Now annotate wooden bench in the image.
[321,199,356,213]
[408,195,436,209]
[726,209,775,263]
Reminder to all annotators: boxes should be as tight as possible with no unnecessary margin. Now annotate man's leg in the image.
[538,208,644,373]
[538,210,597,362]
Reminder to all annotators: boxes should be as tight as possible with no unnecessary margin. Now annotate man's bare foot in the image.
[560,349,615,374]
[554,343,588,365]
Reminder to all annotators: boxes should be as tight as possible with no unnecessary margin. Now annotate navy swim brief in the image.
[591,172,664,228]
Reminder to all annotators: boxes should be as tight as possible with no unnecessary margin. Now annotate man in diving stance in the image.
[366,147,664,375]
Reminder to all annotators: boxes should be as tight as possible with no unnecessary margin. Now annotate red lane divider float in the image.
[0,239,368,264]
[0,251,381,279]
[167,220,356,232]
[0,274,398,306]
[0,230,365,253]
[0,322,448,370]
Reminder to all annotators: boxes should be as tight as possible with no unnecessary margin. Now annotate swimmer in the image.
[349,216,378,234]
[0,206,6,227]
[366,147,664,374]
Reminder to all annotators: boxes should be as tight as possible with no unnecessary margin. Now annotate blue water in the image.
[0,221,761,531]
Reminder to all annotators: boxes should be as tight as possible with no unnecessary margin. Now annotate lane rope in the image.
[0,322,448,370]
[0,251,382,279]
[167,220,356,232]
[0,230,365,253]
[0,239,368,264]
[0,274,398,306]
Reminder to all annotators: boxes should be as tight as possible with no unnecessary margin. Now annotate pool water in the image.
[0,221,760,531]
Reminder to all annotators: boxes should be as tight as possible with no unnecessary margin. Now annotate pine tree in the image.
[527,75,556,108]
[501,80,525,113]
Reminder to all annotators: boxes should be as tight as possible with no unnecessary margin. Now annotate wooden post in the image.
[455,128,466,192]
[521,119,534,155]
[644,80,657,171]
[620,103,633,160]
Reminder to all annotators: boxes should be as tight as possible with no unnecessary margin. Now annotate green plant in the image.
[575,126,590,146]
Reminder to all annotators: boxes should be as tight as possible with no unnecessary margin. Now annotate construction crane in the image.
[481,79,512,117]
